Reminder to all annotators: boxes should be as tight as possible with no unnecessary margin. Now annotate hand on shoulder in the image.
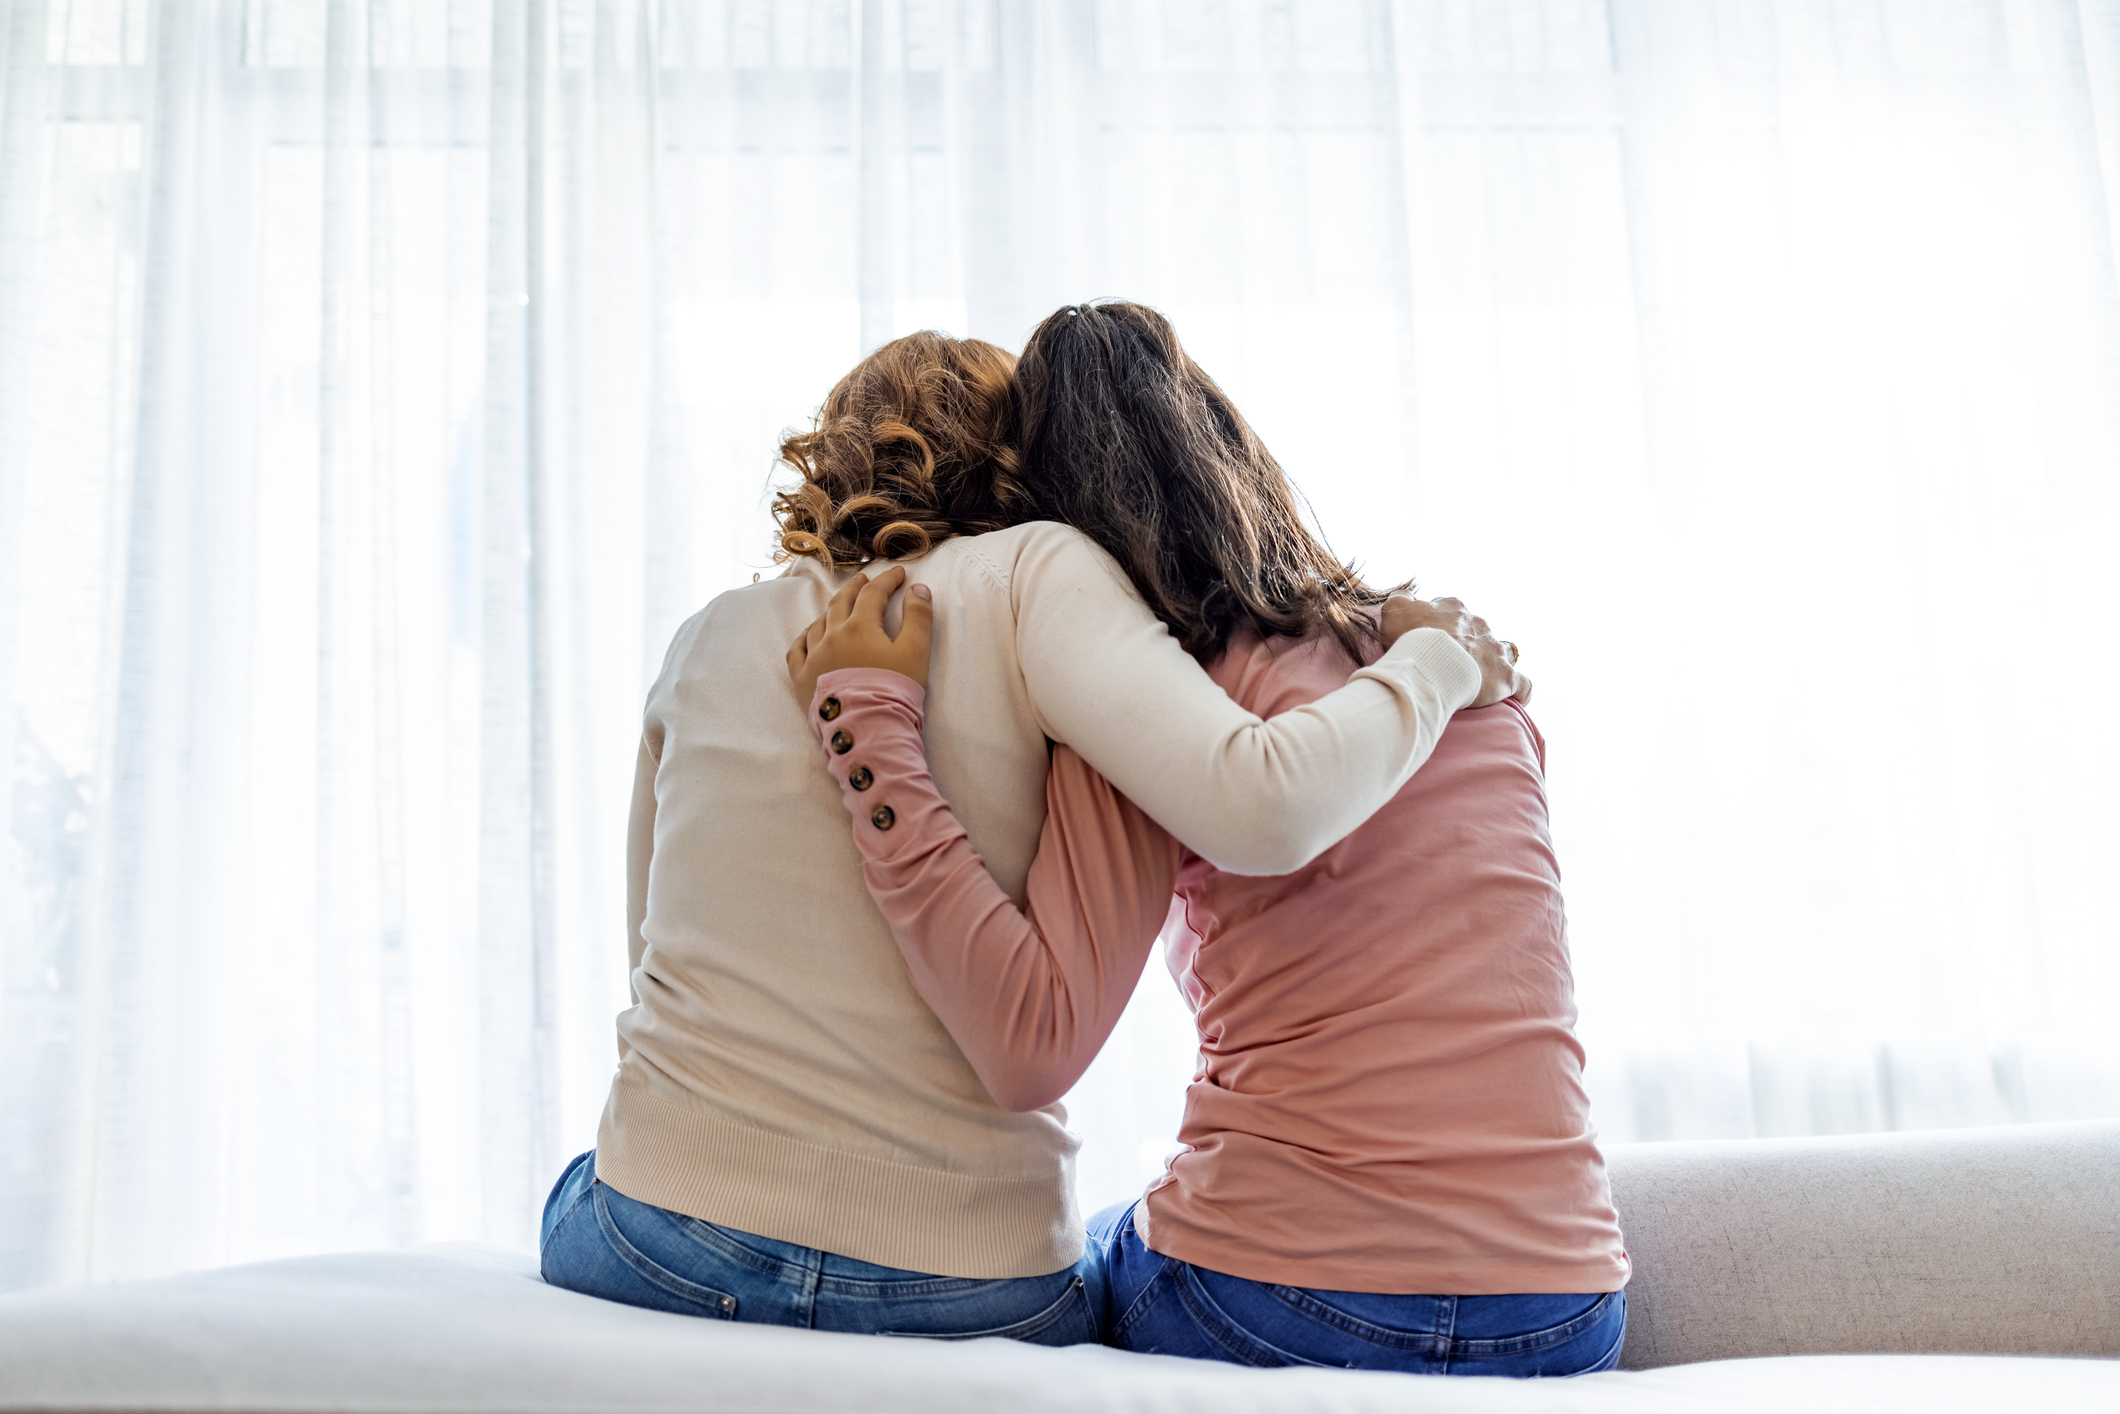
[1381,595,1531,708]
[786,565,935,702]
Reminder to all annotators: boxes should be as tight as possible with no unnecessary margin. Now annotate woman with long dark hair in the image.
[788,302,1627,1374]
[538,329,1522,1342]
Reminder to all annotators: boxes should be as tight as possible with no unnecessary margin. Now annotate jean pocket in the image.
[1447,1291,1627,1379]
[1451,1290,1621,1358]
[1170,1267,1331,1369]
[591,1184,741,1319]
[883,1275,1094,1346]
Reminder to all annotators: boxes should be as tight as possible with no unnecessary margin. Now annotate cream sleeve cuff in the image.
[1350,626,1483,718]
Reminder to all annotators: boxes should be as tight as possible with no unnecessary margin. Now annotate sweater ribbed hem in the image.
[593,1077,1082,1280]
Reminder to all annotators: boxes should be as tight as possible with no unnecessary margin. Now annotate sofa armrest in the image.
[1608,1118,2120,1369]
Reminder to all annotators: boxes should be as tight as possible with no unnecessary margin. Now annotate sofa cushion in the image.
[0,1244,2114,1414]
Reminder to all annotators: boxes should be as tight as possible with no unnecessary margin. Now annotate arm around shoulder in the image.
[1009,528,1481,875]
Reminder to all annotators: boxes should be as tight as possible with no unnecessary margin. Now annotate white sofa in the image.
[2,1120,2114,1413]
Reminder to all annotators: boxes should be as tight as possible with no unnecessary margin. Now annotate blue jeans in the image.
[539,1151,1099,1344]
[1089,1202,1625,1375]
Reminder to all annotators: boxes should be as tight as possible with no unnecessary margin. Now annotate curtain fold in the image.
[3,0,2118,1290]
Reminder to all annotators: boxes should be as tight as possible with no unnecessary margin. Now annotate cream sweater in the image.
[594,521,1480,1279]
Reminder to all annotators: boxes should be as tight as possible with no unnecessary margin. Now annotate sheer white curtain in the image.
[3,0,2117,1291]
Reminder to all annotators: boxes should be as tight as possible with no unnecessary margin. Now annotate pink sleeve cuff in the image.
[808,669,956,862]
[811,667,926,722]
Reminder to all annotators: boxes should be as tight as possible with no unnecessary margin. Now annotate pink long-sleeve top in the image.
[807,627,1630,1296]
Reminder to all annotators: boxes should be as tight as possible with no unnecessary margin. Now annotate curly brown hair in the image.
[772,331,1030,567]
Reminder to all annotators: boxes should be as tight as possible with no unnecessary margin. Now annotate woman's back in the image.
[1141,627,1631,1296]
[604,526,1072,1282]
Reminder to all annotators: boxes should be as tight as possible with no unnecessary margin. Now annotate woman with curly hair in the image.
[536,329,1522,1342]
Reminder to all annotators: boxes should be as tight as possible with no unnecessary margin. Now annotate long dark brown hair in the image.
[772,331,1030,567]
[1014,301,1401,664]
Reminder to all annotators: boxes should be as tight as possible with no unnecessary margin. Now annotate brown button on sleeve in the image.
[848,766,873,791]
[870,805,895,831]
[831,730,853,755]
[818,697,842,721]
